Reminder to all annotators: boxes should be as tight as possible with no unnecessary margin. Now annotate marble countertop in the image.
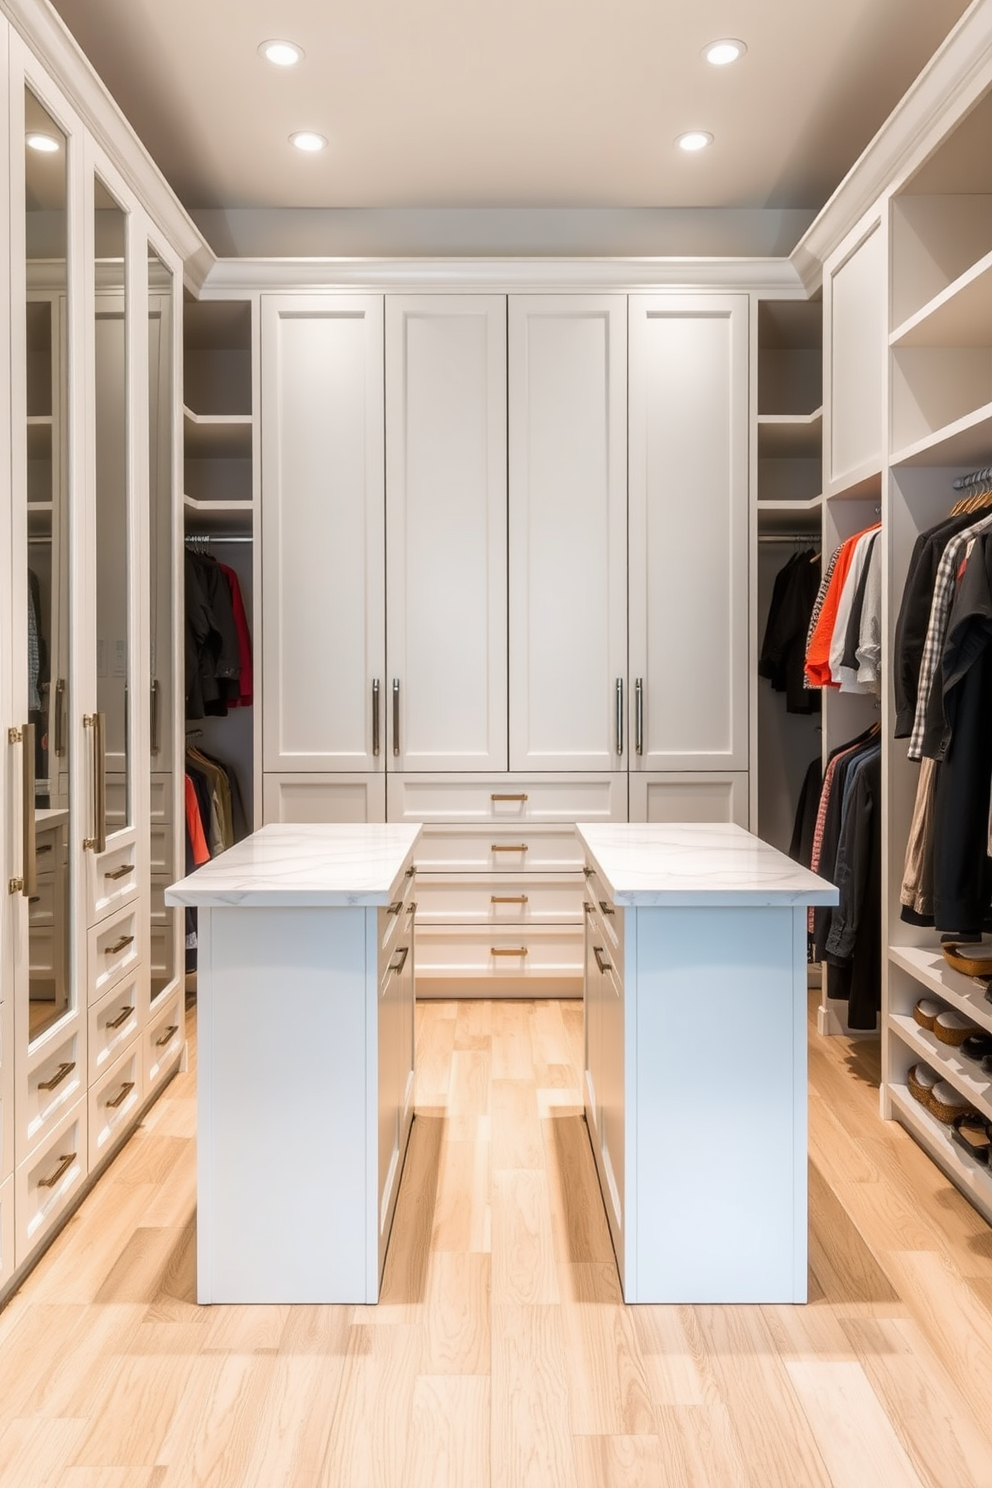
[576,822,839,907]
[165,823,422,908]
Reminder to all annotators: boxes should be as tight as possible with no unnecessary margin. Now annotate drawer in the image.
[28,874,55,927]
[629,771,749,828]
[264,773,386,825]
[20,1024,84,1160]
[87,838,138,925]
[415,875,583,926]
[414,825,584,874]
[389,773,627,824]
[88,972,141,1084]
[0,1173,13,1292]
[88,904,140,1004]
[89,1044,142,1170]
[151,824,174,874]
[145,991,184,1093]
[415,926,584,979]
[377,874,417,972]
[15,1098,86,1268]
[149,774,172,824]
[0,1004,12,1180]
[582,867,624,962]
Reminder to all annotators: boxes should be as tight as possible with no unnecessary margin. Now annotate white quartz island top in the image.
[165,822,421,908]
[575,822,839,907]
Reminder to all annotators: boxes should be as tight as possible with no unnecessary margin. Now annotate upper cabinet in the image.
[508,295,627,772]
[823,214,886,494]
[385,295,508,772]
[628,294,750,773]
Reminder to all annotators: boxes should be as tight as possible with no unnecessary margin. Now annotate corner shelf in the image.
[757,408,823,459]
[183,407,252,459]
[890,246,992,349]
[888,1083,992,1227]
[889,944,992,1031]
[891,402,992,468]
[183,496,253,536]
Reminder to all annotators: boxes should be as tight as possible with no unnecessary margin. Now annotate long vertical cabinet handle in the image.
[615,677,624,758]
[372,679,381,758]
[635,678,644,756]
[392,679,400,758]
[53,678,66,757]
[7,722,36,897]
[150,679,161,756]
[83,712,107,853]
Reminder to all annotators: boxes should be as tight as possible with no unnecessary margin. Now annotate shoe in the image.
[913,997,941,1030]
[933,1009,981,1046]
[929,1081,973,1122]
[961,1034,992,1062]
[951,1112,992,1164]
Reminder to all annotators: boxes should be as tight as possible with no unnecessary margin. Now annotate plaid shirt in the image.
[908,511,992,761]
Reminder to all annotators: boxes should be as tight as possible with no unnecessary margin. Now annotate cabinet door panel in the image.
[261,296,385,772]
[508,296,627,770]
[629,772,749,827]
[386,296,507,771]
[629,295,748,772]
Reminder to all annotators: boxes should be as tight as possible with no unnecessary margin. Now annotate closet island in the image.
[166,822,420,1303]
[576,821,837,1303]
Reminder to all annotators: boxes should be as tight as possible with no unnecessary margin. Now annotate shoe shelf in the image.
[888,1083,992,1227]
[889,944,992,1032]
[888,1013,992,1121]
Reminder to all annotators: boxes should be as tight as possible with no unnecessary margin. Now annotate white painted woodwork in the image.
[263,772,386,824]
[414,924,584,978]
[507,295,627,770]
[87,969,140,1083]
[84,835,137,924]
[825,218,885,486]
[87,1040,141,1168]
[16,1020,84,1161]
[261,295,385,773]
[387,771,627,824]
[0,1175,13,1293]
[144,988,184,1092]
[411,824,585,874]
[385,295,507,771]
[890,195,992,332]
[629,771,750,826]
[414,875,583,925]
[14,1096,86,1268]
[628,294,749,773]
[86,903,140,1004]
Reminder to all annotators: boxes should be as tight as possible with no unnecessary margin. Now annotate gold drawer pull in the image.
[598,900,615,917]
[583,866,594,878]
[406,901,417,916]
[38,1060,75,1091]
[155,1024,179,1047]
[36,843,53,856]
[38,1152,76,1189]
[491,946,528,956]
[406,866,416,878]
[492,793,528,802]
[583,901,594,913]
[104,934,135,955]
[491,843,528,853]
[106,1080,135,1110]
[106,1005,134,1030]
[104,863,132,881]
[492,895,528,905]
[386,900,404,916]
[593,945,611,975]
[388,945,410,975]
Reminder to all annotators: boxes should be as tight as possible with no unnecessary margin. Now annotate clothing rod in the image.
[952,465,992,490]
[758,534,820,544]
[184,534,253,544]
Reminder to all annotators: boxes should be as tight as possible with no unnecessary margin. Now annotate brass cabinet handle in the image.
[38,1060,75,1091]
[388,945,410,975]
[405,865,416,878]
[615,677,624,757]
[104,863,132,881]
[635,677,644,756]
[106,1005,134,1030]
[406,901,417,916]
[491,894,528,904]
[106,1081,135,1109]
[83,712,107,853]
[491,946,528,956]
[155,1024,179,1047]
[583,900,594,914]
[37,842,53,856]
[386,900,404,915]
[105,934,135,956]
[38,1152,76,1189]
[583,866,594,878]
[492,793,528,802]
[7,722,37,897]
[598,900,615,917]
[593,945,611,975]
[491,843,528,853]
[150,678,161,756]
[372,678,381,757]
[392,678,400,757]
[54,677,66,757]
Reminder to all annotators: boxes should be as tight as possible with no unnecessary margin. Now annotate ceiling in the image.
[45,0,974,226]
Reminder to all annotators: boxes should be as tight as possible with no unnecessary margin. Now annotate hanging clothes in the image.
[758,549,821,713]
[185,548,243,719]
[217,561,253,708]
[804,523,881,691]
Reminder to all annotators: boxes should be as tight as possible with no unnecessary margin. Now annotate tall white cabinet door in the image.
[261,296,385,773]
[628,295,749,773]
[508,296,627,771]
[385,296,507,772]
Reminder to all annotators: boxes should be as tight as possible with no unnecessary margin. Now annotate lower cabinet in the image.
[263,773,386,824]
[89,1043,142,1169]
[15,1098,87,1267]
[583,875,625,1264]
[629,772,749,826]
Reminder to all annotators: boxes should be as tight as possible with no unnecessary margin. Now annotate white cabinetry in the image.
[385,295,507,771]
[824,215,886,493]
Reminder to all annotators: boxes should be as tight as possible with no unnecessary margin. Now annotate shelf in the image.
[891,401,992,468]
[183,496,253,536]
[888,1013,992,1119]
[183,407,252,459]
[756,497,822,534]
[824,466,882,501]
[889,944,992,1032]
[756,409,823,458]
[891,246,992,349]
[27,421,52,459]
[887,1083,992,1227]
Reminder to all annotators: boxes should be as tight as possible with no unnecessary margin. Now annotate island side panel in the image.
[631,903,803,1303]
[197,905,369,1303]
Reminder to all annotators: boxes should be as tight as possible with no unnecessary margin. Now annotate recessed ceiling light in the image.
[290,131,327,153]
[26,132,60,153]
[259,39,304,67]
[677,131,713,152]
[704,39,746,66]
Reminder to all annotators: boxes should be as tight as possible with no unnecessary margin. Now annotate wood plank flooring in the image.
[3,993,992,1486]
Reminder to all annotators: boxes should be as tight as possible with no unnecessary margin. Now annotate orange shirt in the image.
[805,525,880,688]
[185,773,211,866]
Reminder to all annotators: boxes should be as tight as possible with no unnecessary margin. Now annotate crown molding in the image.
[200,255,805,298]
[2,0,213,287]
[792,0,992,287]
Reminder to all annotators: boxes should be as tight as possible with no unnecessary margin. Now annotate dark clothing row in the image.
[758,550,821,714]
[185,550,253,720]
[184,744,248,971]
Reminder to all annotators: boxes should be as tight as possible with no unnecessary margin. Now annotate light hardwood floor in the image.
[2,993,992,1487]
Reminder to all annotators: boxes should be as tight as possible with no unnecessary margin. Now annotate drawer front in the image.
[264,773,387,825]
[1,1004,12,1180]
[0,1173,13,1292]
[378,885,417,977]
[88,973,141,1084]
[28,874,55,927]
[15,1098,86,1268]
[582,867,624,963]
[89,1044,142,1170]
[87,838,138,925]
[28,926,56,977]
[414,825,584,874]
[88,905,141,1004]
[145,991,184,1092]
[151,825,172,874]
[415,926,584,978]
[20,1024,85,1160]
[149,774,171,824]
[629,771,749,828]
[389,773,627,823]
[416,875,583,926]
